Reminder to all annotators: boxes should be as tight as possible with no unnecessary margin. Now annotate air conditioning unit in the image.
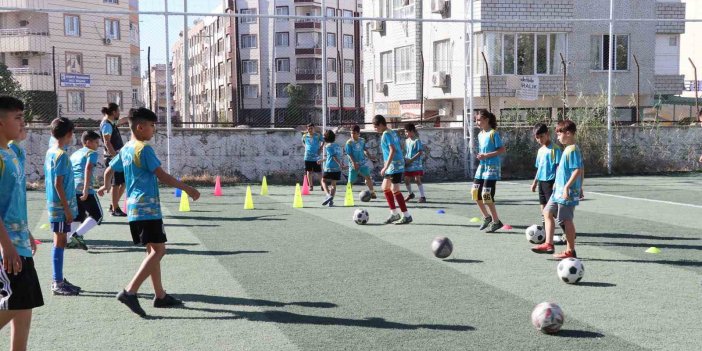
[432,71,448,88]
[370,20,385,32]
[438,101,453,117]
[375,82,387,94]
[103,38,112,45]
[431,0,447,14]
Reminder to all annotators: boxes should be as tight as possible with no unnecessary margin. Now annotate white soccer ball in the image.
[525,224,545,244]
[531,302,565,334]
[353,208,369,225]
[557,257,584,284]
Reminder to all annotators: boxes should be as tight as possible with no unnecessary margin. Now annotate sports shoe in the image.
[63,278,82,292]
[111,207,127,217]
[531,243,555,254]
[117,290,146,317]
[384,213,401,224]
[418,197,427,203]
[66,239,80,249]
[370,191,377,199]
[153,294,184,308]
[395,216,413,225]
[51,281,79,296]
[405,193,415,202]
[553,234,566,245]
[553,250,577,260]
[328,200,335,207]
[478,216,493,230]
[322,195,333,206]
[485,220,504,233]
[70,234,88,250]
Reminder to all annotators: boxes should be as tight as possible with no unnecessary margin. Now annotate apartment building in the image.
[363,0,686,125]
[142,63,175,122]
[0,0,141,122]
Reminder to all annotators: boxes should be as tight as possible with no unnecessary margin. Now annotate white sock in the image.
[403,211,410,217]
[75,217,98,237]
[70,222,80,234]
[405,183,413,194]
[418,184,425,198]
[392,208,400,215]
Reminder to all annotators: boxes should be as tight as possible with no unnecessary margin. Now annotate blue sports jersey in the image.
[71,147,99,195]
[302,133,322,162]
[109,140,163,222]
[381,129,404,175]
[345,137,366,165]
[45,147,78,223]
[8,141,24,168]
[323,143,342,172]
[551,145,584,206]
[535,143,562,182]
[404,138,424,172]
[474,129,503,180]
[0,147,32,257]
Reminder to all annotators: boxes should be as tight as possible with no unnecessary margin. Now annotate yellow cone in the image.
[469,217,481,223]
[244,186,255,210]
[645,247,661,254]
[40,223,49,230]
[179,192,191,212]
[344,182,354,207]
[293,183,304,208]
[260,176,269,196]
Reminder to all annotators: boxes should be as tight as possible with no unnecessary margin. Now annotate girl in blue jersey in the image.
[403,123,426,203]
[472,110,506,233]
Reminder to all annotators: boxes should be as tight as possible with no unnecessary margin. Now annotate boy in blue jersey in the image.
[530,123,566,244]
[0,96,43,350]
[302,123,323,192]
[532,120,584,259]
[373,115,412,224]
[321,130,342,207]
[403,123,426,203]
[45,117,82,296]
[99,108,200,317]
[472,110,506,233]
[66,131,103,251]
[345,125,376,198]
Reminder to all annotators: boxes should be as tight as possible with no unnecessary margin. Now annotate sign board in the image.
[400,102,421,118]
[60,73,91,88]
[516,76,539,101]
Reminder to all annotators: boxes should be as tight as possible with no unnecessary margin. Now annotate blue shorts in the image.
[50,221,73,234]
[349,166,371,183]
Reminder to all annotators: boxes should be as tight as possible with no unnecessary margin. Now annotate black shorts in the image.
[105,157,126,186]
[384,173,403,184]
[472,179,497,202]
[538,180,555,205]
[129,219,167,245]
[0,257,44,310]
[322,172,341,181]
[75,194,104,223]
[304,161,322,173]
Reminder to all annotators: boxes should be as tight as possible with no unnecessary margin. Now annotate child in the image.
[403,123,426,203]
[99,108,200,317]
[345,125,376,199]
[0,96,43,350]
[320,130,342,207]
[302,123,323,192]
[531,120,584,259]
[372,115,412,224]
[472,109,506,233]
[67,131,103,250]
[530,123,565,244]
[45,117,81,296]
[100,103,127,217]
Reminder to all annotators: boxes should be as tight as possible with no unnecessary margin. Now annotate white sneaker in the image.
[553,234,566,245]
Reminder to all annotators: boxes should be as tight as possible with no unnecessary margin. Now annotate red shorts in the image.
[404,170,424,177]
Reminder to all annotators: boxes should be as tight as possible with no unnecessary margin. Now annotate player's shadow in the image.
[579,232,698,241]
[412,223,476,228]
[79,239,199,247]
[579,241,702,251]
[165,215,286,222]
[444,258,483,264]
[575,282,616,288]
[555,329,605,338]
[585,258,702,267]
[87,245,269,256]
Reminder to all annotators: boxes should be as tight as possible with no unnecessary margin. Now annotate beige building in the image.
[0,0,141,122]
[142,63,174,122]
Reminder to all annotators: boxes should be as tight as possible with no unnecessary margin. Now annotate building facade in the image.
[142,63,175,122]
[0,0,141,122]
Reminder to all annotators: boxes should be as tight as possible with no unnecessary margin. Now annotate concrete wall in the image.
[19,125,702,184]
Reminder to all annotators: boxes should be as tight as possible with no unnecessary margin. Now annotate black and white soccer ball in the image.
[525,224,545,244]
[359,190,372,202]
[431,236,453,259]
[557,257,584,284]
[353,208,369,225]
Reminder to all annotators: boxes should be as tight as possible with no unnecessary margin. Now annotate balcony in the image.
[9,68,52,91]
[0,0,46,12]
[296,68,322,81]
[295,45,322,55]
[294,0,320,3]
[0,29,49,53]
[294,20,321,30]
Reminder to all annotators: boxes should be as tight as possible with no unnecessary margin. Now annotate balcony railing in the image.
[0,28,48,36]
[8,67,49,75]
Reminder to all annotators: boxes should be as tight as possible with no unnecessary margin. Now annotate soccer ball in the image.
[531,302,565,334]
[525,225,545,244]
[359,190,372,202]
[557,257,584,284]
[431,236,453,259]
[353,208,369,225]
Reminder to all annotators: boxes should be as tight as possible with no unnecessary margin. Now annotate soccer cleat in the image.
[405,193,415,202]
[328,200,335,207]
[51,281,79,296]
[553,234,566,245]
[418,197,427,203]
[478,216,493,230]
[370,191,377,199]
[553,250,577,260]
[384,213,401,224]
[71,234,88,250]
[531,243,555,254]
[117,290,146,317]
[111,207,127,217]
[485,220,504,233]
[153,294,184,308]
[66,238,80,249]
[322,195,333,206]
[395,216,413,225]
[63,278,82,292]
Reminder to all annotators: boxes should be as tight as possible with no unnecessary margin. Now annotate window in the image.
[343,59,354,74]
[241,34,257,48]
[275,6,289,22]
[276,83,290,98]
[343,84,354,98]
[67,90,84,112]
[326,33,336,47]
[326,7,336,17]
[65,52,83,73]
[240,9,257,24]
[275,32,289,47]
[380,51,393,82]
[328,83,338,97]
[433,40,450,73]
[392,0,414,18]
[343,35,353,49]
[297,58,321,74]
[105,19,120,40]
[591,34,629,71]
[669,35,678,47]
[129,22,139,46]
[343,10,353,24]
[394,45,414,83]
[131,56,140,76]
[132,88,139,105]
[484,33,567,75]
[276,58,290,72]
[106,55,121,75]
[107,90,122,106]
[64,15,80,36]
[327,58,337,72]
[20,58,28,66]
[242,60,258,74]
[366,80,374,103]
[243,84,258,98]
[103,0,119,3]
[296,32,321,48]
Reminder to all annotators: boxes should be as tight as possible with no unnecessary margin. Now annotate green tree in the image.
[0,63,23,97]
[284,84,308,126]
